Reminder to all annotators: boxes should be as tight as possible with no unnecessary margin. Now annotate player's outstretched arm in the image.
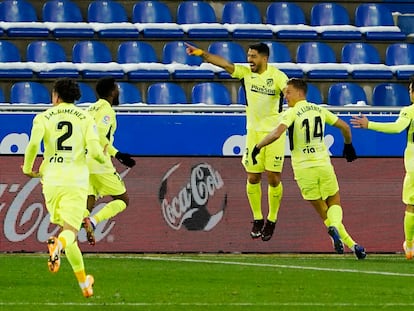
[185,42,235,74]
[350,114,369,129]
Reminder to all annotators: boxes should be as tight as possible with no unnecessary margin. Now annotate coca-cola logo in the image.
[158,162,227,231]
[1,168,131,247]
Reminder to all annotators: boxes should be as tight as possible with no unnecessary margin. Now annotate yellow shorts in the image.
[242,130,285,173]
[294,165,339,200]
[42,185,87,229]
[403,172,414,205]
[89,172,126,198]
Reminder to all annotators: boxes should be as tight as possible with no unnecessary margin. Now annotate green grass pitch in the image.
[1,253,413,311]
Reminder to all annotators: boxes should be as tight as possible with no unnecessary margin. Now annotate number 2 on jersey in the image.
[56,121,73,151]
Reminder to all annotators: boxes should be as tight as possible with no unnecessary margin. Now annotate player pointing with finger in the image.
[351,77,414,259]
[186,42,288,242]
[254,78,366,259]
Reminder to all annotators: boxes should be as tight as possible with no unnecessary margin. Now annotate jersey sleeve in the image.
[279,108,295,127]
[324,108,339,126]
[22,115,44,174]
[368,107,411,133]
[275,70,288,93]
[231,64,250,80]
[96,109,118,157]
[85,120,105,164]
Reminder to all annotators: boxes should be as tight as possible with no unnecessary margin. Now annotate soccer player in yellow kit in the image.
[351,77,414,259]
[253,78,366,259]
[186,42,288,241]
[82,77,135,245]
[22,78,105,297]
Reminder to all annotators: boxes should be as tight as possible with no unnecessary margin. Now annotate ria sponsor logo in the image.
[158,163,227,231]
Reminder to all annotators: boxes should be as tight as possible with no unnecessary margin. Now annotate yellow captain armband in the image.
[191,49,204,56]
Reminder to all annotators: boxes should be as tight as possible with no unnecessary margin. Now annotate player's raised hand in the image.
[350,114,369,129]
[184,42,204,56]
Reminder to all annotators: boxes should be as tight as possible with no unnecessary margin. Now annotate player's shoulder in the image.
[401,104,414,116]
[267,64,287,76]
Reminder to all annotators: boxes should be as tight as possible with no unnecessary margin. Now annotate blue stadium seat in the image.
[296,42,348,79]
[221,1,272,39]
[176,1,228,38]
[162,41,202,66]
[0,41,32,78]
[237,86,246,105]
[307,83,323,104]
[265,42,292,63]
[341,43,393,79]
[26,41,78,78]
[72,41,124,79]
[117,41,169,80]
[76,82,96,105]
[42,1,94,38]
[372,83,411,106]
[355,3,406,40]
[10,82,50,105]
[147,82,187,105]
[207,42,245,79]
[192,83,232,105]
[265,41,303,78]
[310,3,362,40]
[327,83,367,106]
[265,2,318,39]
[162,41,213,79]
[398,15,414,36]
[118,82,142,105]
[208,42,246,63]
[0,0,48,37]
[118,41,158,63]
[132,1,184,38]
[87,1,138,38]
[386,43,414,79]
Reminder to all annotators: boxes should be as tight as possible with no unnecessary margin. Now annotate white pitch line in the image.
[130,256,414,277]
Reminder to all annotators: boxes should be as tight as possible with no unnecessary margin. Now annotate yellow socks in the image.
[337,223,356,249]
[58,230,75,250]
[93,199,127,224]
[246,181,262,220]
[325,205,357,249]
[267,182,283,222]
[404,211,414,247]
[66,241,86,279]
[326,204,343,228]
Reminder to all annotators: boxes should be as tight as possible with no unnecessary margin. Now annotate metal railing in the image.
[0,103,403,115]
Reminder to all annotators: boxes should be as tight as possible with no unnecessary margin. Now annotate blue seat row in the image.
[0,1,406,40]
[2,81,410,107]
[0,40,413,80]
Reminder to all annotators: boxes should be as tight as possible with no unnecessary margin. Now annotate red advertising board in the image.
[0,156,405,253]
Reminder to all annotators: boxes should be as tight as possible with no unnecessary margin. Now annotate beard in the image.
[112,95,120,106]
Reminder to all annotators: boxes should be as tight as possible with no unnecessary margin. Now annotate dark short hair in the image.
[410,75,414,91]
[287,78,308,94]
[96,77,117,98]
[248,42,269,57]
[53,78,81,102]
